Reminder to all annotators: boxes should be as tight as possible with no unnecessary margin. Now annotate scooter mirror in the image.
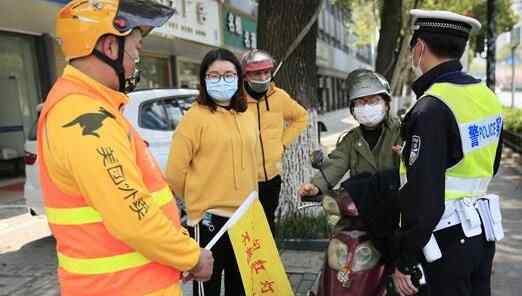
[311,150,326,170]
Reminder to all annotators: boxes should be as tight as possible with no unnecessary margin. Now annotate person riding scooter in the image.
[298,69,402,296]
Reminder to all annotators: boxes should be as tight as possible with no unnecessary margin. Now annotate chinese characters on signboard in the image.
[152,0,221,47]
[224,10,257,50]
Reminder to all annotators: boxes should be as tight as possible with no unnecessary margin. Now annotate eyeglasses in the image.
[206,72,238,83]
[353,96,383,107]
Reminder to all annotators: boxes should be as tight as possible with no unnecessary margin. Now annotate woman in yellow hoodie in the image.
[166,48,258,296]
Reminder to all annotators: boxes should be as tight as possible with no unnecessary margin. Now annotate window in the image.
[163,100,184,128]
[139,100,170,130]
[136,55,171,90]
[138,95,197,131]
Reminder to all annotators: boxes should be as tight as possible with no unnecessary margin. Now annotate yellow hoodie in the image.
[166,103,259,225]
[247,84,309,182]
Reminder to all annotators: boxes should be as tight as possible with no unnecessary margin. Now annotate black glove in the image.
[340,172,374,203]
[398,262,425,289]
[340,169,401,262]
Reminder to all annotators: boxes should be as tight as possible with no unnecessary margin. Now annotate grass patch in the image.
[275,212,330,240]
[503,107,522,134]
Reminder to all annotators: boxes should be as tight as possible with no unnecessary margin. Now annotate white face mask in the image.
[353,101,386,127]
[411,41,425,78]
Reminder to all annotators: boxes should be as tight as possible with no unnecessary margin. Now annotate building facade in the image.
[0,0,370,163]
[316,0,373,113]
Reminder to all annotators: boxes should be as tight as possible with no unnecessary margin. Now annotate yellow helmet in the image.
[56,0,174,61]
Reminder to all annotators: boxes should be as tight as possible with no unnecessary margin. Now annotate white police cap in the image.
[410,9,481,38]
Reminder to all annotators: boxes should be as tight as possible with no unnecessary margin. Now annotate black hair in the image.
[197,48,247,112]
[412,32,467,60]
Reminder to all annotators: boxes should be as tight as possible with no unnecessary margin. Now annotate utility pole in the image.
[486,0,497,90]
[511,27,520,108]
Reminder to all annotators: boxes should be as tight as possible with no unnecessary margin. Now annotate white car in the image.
[24,88,198,215]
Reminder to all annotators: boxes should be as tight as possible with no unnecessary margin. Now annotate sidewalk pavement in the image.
[317,108,357,152]
[490,148,522,296]
[0,177,26,220]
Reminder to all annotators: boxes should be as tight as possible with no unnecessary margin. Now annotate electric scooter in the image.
[303,150,390,296]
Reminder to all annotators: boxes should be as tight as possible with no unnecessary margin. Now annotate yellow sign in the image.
[228,193,294,296]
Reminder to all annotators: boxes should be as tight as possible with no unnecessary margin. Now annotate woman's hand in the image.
[297,183,319,198]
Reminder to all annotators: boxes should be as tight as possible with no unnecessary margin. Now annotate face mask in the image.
[353,101,386,127]
[205,77,238,103]
[124,55,141,93]
[247,78,271,94]
[411,41,424,78]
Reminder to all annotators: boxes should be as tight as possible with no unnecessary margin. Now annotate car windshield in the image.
[139,95,196,131]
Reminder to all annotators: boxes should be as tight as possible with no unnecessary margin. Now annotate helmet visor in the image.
[114,0,175,36]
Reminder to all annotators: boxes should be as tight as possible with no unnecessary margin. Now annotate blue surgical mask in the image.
[205,77,238,103]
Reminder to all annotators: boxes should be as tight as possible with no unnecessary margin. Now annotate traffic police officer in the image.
[391,9,504,296]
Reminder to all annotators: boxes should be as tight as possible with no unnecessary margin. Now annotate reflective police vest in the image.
[400,82,503,200]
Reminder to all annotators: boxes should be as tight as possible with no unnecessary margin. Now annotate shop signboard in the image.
[153,0,221,47]
[223,9,257,50]
[224,0,257,17]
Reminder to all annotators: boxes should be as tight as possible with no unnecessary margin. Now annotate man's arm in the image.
[165,109,201,200]
[397,97,449,266]
[165,133,193,200]
[280,90,309,147]
[47,96,200,271]
[310,135,352,193]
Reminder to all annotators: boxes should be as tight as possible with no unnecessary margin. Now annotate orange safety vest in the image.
[38,78,182,295]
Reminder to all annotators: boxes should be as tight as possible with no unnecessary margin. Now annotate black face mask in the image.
[93,36,141,93]
[245,82,266,100]
[125,67,141,93]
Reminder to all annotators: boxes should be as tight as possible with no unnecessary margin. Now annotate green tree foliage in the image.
[336,0,518,91]
[503,107,522,134]
[421,0,518,53]
[334,0,380,48]
[336,0,518,54]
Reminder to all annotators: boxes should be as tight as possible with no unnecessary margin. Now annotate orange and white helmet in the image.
[240,49,275,75]
[56,0,174,61]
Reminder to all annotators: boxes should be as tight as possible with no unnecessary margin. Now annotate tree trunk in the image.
[258,0,320,107]
[375,0,402,81]
[388,0,423,109]
[486,0,497,90]
[257,0,321,219]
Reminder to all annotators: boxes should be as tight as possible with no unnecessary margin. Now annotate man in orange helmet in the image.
[38,1,213,295]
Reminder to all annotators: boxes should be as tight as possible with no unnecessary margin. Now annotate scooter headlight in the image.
[351,241,381,272]
[327,238,348,271]
[322,195,340,216]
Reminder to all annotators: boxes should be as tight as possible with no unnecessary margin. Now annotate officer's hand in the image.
[298,183,319,198]
[188,248,214,282]
[392,268,418,296]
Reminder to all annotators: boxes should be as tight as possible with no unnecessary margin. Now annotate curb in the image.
[503,147,522,175]
[278,239,329,252]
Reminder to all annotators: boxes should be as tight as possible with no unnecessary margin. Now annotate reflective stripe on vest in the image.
[400,161,492,198]
[55,185,170,275]
[45,186,173,225]
[400,82,501,200]
[58,250,151,275]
